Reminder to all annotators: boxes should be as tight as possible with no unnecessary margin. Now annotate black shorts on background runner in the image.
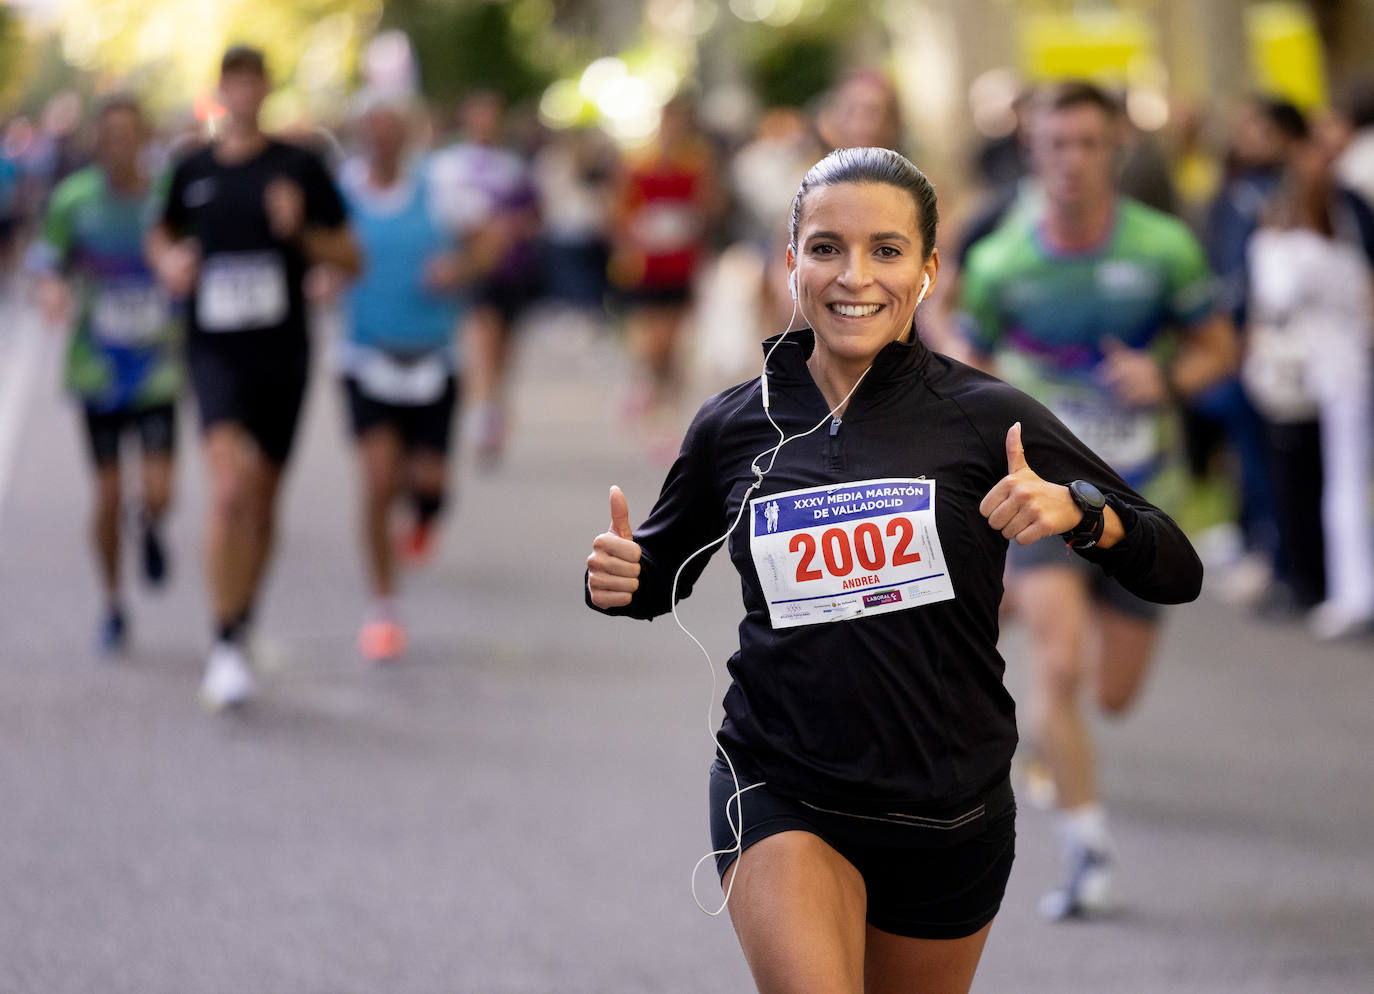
[188,337,309,465]
[1008,536,1162,621]
[82,404,177,467]
[342,376,459,454]
[709,758,1016,940]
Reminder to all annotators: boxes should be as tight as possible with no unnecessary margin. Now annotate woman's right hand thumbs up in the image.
[587,485,643,608]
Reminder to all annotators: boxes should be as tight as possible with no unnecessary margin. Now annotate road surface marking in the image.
[0,309,45,533]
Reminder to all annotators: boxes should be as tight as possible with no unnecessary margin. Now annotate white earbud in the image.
[916,272,930,306]
[789,269,799,301]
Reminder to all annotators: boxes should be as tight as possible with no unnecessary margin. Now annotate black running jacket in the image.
[590,332,1202,812]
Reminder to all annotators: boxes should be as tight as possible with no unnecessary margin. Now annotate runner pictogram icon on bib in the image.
[749,477,955,629]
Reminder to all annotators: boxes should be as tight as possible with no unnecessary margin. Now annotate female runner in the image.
[585,146,1202,994]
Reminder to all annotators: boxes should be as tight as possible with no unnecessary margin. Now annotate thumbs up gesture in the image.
[979,422,1084,546]
[587,485,643,608]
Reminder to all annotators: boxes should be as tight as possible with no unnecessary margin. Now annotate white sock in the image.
[1057,802,1113,855]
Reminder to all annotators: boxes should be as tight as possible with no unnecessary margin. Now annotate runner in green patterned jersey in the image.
[29,96,181,656]
[961,196,1214,501]
[957,80,1237,923]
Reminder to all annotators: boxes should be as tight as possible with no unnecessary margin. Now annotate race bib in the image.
[1053,396,1157,478]
[197,252,289,332]
[90,282,167,346]
[749,478,955,630]
[633,203,700,252]
[353,348,449,406]
[1241,321,1318,422]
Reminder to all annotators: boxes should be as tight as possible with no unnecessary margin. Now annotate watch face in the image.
[1070,480,1106,512]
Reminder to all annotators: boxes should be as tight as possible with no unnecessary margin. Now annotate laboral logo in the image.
[864,590,902,608]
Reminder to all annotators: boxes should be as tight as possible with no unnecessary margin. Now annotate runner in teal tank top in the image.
[337,89,501,663]
[956,81,1237,923]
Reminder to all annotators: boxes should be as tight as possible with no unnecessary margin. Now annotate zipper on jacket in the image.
[826,416,844,471]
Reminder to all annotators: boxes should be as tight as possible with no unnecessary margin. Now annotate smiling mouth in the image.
[829,303,884,318]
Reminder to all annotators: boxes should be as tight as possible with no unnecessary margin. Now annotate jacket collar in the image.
[760,329,929,388]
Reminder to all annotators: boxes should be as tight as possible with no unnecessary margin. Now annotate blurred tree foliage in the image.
[0,5,28,108]
[43,0,380,115]
[2,0,583,125]
[379,0,559,108]
[745,35,839,110]
[5,33,93,118]
[735,1,876,110]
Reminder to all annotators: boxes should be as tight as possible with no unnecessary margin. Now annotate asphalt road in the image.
[1,294,1371,993]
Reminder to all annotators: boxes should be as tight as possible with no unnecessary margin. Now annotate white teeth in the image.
[831,304,881,317]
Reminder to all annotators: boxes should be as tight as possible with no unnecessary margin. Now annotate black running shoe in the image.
[97,608,127,657]
[142,522,168,587]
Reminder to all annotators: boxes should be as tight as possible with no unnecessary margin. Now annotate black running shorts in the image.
[708,758,1016,940]
[613,283,692,310]
[82,403,177,467]
[187,336,309,465]
[342,376,459,455]
[475,273,542,327]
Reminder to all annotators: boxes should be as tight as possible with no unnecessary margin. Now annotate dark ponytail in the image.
[788,146,938,259]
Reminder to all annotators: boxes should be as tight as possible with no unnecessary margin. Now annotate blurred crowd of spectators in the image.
[4,64,1373,640]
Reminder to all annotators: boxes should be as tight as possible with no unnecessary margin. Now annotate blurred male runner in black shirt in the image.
[149,45,362,711]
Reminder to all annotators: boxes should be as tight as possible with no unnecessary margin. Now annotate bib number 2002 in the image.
[790,518,921,582]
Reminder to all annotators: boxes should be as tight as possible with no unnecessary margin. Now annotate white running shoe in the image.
[1307,601,1374,641]
[1038,845,1119,921]
[1213,551,1274,608]
[199,641,256,712]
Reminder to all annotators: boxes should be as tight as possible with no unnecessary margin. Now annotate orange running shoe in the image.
[358,619,408,662]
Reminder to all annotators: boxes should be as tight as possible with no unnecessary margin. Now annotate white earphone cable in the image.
[675,267,930,916]
[678,292,874,916]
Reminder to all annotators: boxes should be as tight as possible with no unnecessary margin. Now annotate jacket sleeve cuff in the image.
[1076,494,1147,569]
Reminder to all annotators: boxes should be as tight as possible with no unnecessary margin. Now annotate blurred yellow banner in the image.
[1245,1,1328,110]
[1019,9,1155,83]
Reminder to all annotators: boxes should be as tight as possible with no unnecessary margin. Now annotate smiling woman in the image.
[784,148,940,406]
[584,145,1203,994]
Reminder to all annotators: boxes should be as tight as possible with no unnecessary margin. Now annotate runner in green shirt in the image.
[30,95,181,655]
[958,80,1236,921]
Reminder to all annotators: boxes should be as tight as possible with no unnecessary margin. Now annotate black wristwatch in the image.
[1062,480,1107,549]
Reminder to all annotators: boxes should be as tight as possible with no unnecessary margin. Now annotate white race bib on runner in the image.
[1055,399,1156,478]
[197,251,289,332]
[90,281,167,346]
[353,348,450,406]
[749,478,955,629]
